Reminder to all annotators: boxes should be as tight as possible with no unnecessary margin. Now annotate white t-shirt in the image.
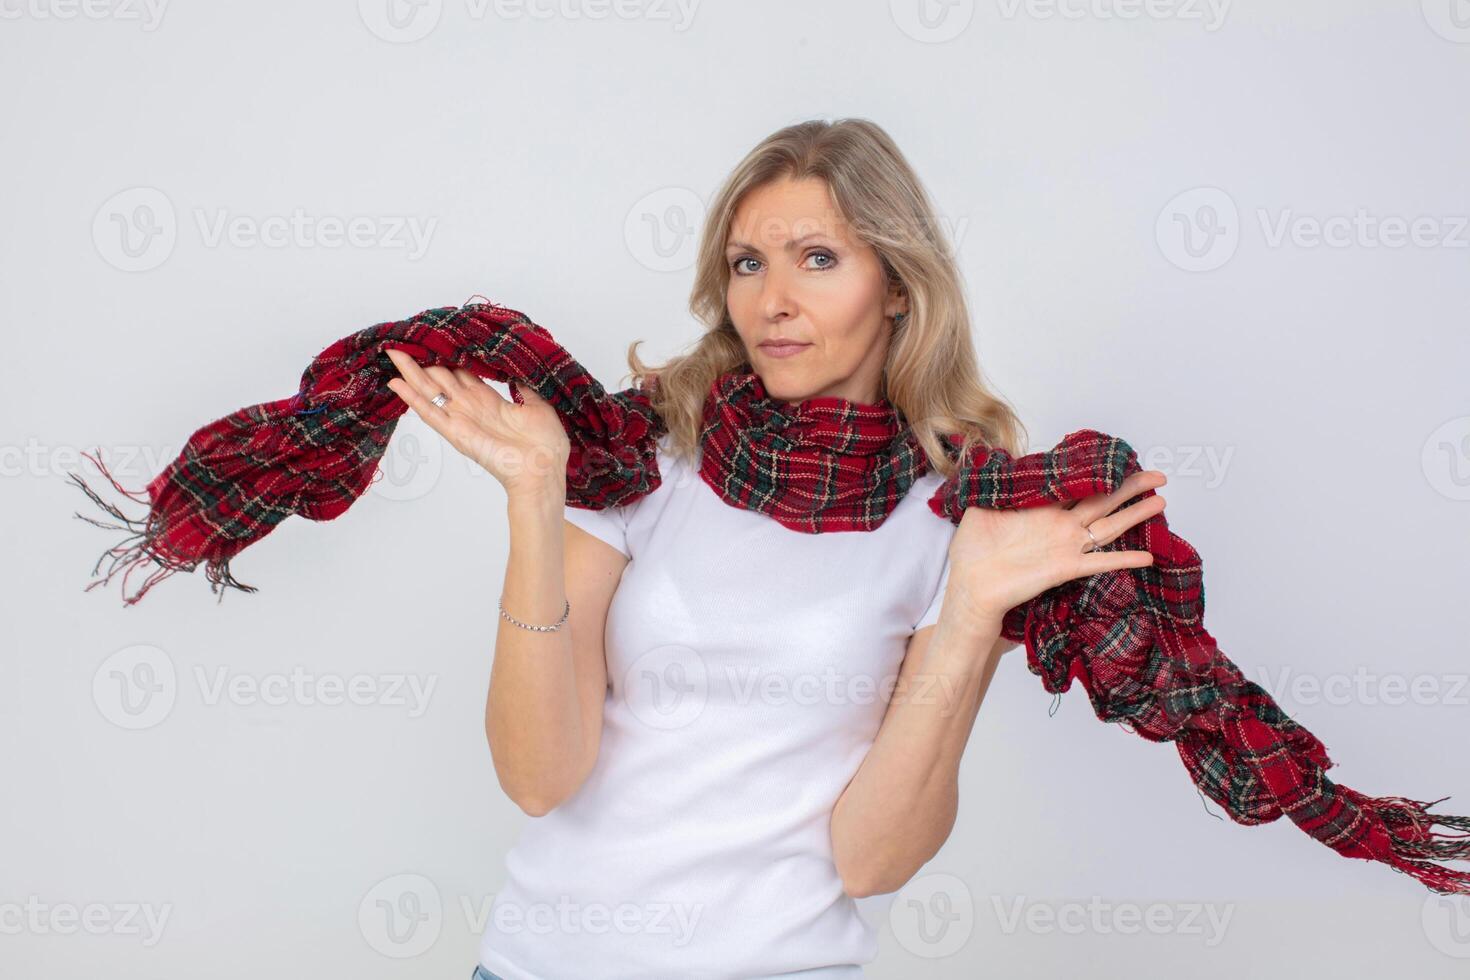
[479,433,957,980]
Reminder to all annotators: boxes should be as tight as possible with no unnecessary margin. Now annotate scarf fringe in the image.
[1340,789,1470,895]
[69,449,256,606]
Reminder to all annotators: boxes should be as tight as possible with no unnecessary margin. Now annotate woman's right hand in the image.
[384,347,571,498]
[944,469,1169,628]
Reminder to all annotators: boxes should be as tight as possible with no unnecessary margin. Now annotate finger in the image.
[422,364,464,404]
[1076,548,1156,578]
[1073,469,1165,525]
[1085,493,1166,547]
[386,376,451,429]
[453,367,506,401]
[385,348,448,405]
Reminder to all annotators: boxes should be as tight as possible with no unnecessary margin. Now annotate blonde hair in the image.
[624,117,1027,476]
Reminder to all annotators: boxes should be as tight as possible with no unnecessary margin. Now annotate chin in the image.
[754,373,815,403]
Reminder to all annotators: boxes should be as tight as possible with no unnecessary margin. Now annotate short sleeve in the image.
[564,501,631,559]
[912,553,951,633]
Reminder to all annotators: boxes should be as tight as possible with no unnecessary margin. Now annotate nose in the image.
[758,264,797,322]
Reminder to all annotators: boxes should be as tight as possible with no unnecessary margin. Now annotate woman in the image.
[385,119,1164,979]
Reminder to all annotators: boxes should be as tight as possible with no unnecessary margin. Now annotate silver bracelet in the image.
[498,596,570,632]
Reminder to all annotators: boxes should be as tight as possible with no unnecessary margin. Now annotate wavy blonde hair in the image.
[623,117,1027,477]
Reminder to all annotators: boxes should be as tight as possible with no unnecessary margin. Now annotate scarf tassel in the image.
[1338,788,1470,895]
[68,449,258,606]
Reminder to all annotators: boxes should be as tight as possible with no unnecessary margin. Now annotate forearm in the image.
[485,479,585,813]
[830,597,1008,898]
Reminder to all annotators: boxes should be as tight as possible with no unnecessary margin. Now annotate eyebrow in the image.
[724,232,833,253]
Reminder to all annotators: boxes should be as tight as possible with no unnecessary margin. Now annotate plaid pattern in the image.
[930,429,1470,895]
[696,371,928,532]
[70,300,665,604]
[71,299,1470,894]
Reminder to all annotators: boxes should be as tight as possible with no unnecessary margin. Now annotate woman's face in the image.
[724,176,906,407]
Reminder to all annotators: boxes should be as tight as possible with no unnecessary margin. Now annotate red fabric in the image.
[69,298,1470,895]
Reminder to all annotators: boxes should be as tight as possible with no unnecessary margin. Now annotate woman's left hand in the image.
[941,469,1168,633]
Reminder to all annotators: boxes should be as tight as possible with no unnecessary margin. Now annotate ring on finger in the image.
[1083,523,1100,553]
[430,391,450,408]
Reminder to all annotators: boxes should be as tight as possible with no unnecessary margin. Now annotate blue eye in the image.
[732,257,759,275]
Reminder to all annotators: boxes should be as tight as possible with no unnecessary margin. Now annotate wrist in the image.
[939,579,1010,636]
[506,478,566,515]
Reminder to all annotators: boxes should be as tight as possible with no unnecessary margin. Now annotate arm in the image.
[485,481,628,816]
[829,590,1015,899]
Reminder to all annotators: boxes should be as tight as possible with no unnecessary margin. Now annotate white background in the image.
[2,1,1469,977]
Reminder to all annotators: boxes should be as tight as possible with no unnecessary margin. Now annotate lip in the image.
[758,341,812,358]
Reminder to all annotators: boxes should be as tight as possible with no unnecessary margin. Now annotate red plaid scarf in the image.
[70,299,1470,895]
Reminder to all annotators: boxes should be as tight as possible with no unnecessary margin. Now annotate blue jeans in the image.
[471,966,506,980]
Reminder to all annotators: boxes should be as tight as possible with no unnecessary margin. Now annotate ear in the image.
[885,278,909,320]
